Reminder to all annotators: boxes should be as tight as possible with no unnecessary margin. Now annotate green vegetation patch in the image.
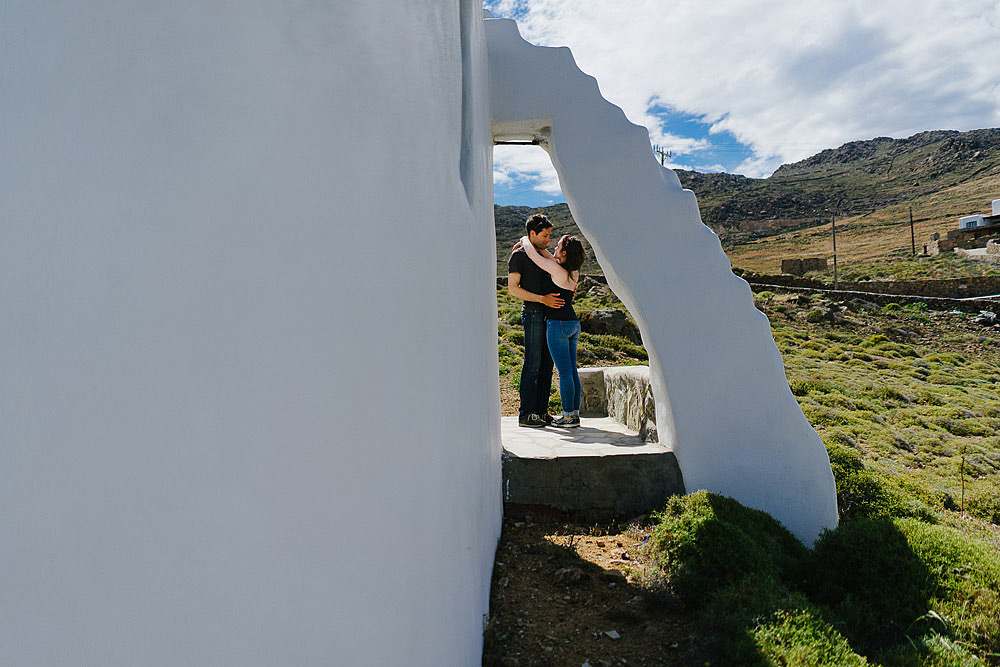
[827,444,936,522]
[810,517,1000,659]
[644,491,808,604]
[753,608,869,667]
[640,491,1000,665]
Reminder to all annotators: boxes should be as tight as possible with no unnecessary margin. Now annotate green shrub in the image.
[578,341,615,360]
[809,519,933,649]
[926,353,968,367]
[638,492,1000,663]
[874,385,911,402]
[698,574,864,666]
[578,332,648,359]
[790,378,839,396]
[547,390,561,413]
[699,574,807,664]
[895,519,1000,656]
[827,445,936,522]
[753,608,868,666]
[809,518,1000,659]
[965,483,1000,525]
[645,491,808,604]
[822,430,858,448]
[877,632,984,666]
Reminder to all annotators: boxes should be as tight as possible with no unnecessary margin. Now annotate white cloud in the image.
[486,0,1000,178]
[493,144,562,195]
[648,131,711,156]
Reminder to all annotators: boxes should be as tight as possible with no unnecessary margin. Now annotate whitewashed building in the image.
[1,4,836,665]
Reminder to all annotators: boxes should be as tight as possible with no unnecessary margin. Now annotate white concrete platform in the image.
[501,416,668,458]
[500,417,683,520]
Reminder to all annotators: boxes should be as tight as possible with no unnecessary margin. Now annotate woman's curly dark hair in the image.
[559,235,585,273]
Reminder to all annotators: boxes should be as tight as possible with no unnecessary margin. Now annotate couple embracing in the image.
[507,213,586,428]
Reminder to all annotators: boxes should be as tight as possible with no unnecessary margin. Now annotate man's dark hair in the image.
[525,213,553,236]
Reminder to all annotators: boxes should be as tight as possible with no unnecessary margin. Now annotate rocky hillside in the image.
[495,127,1000,267]
[677,128,1000,238]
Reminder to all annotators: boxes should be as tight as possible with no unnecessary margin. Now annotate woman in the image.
[517,233,587,427]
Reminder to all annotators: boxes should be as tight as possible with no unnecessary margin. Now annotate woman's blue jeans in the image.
[546,319,582,415]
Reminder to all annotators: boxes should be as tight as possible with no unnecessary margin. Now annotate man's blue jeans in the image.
[546,319,581,415]
[519,308,553,419]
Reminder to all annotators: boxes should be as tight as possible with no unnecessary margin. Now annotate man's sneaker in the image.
[518,414,548,428]
[541,413,555,425]
[552,415,580,428]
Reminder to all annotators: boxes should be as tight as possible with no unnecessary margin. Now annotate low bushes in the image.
[641,490,1000,665]
[827,444,936,522]
[644,492,808,603]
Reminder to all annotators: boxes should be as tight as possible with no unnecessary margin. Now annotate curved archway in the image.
[487,17,837,543]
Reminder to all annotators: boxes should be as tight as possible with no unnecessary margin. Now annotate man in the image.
[508,214,564,427]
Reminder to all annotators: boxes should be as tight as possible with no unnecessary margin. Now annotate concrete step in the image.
[501,416,684,522]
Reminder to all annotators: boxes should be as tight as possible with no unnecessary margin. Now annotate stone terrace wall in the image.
[579,366,657,442]
[503,272,1000,298]
[748,283,1000,316]
[742,272,1000,298]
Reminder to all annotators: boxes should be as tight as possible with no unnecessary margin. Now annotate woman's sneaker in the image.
[552,415,580,428]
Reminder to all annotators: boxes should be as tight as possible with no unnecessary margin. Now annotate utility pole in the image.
[653,145,672,165]
[831,214,839,290]
[910,206,916,256]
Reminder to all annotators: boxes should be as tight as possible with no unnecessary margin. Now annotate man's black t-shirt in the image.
[508,248,557,311]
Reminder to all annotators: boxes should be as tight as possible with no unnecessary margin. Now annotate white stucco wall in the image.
[487,18,838,544]
[1,3,500,665]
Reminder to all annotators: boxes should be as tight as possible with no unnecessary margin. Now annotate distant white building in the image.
[958,198,1000,228]
[960,214,985,229]
[929,197,1000,256]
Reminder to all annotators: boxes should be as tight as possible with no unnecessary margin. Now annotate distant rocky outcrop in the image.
[677,128,1000,234]
[579,308,641,344]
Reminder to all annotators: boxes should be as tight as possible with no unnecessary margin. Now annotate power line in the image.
[653,145,672,165]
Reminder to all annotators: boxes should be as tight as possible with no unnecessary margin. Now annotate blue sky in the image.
[486,0,1000,207]
[494,109,757,206]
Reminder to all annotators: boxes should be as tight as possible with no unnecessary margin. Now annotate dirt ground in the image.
[500,373,520,416]
[494,361,700,666]
[483,516,704,667]
[500,369,565,417]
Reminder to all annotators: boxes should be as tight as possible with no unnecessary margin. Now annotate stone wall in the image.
[745,271,1000,298]
[780,257,828,275]
[579,366,657,442]
[925,227,1000,255]
[748,282,1000,316]
[956,245,1000,264]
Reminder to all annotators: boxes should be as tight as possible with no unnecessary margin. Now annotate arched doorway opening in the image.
[494,143,655,432]
[486,16,838,543]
